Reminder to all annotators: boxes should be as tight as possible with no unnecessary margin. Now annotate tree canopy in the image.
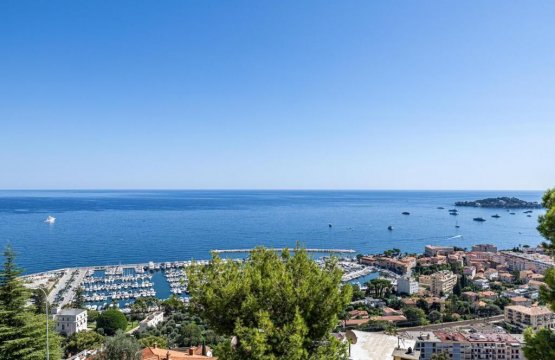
[187,247,352,360]
[523,327,555,360]
[99,331,141,360]
[96,308,128,336]
[64,330,104,356]
[0,244,62,360]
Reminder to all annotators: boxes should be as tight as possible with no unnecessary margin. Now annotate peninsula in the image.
[455,196,541,209]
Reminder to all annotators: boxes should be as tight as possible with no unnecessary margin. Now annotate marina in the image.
[23,251,376,312]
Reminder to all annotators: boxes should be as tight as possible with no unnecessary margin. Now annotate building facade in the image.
[397,276,419,295]
[504,305,555,331]
[54,308,87,336]
[429,270,457,296]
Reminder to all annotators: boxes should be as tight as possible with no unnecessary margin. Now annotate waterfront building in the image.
[397,276,419,295]
[472,244,498,253]
[359,256,415,275]
[140,311,164,330]
[405,328,524,360]
[429,270,457,296]
[424,245,454,257]
[502,251,555,274]
[54,308,87,336]
[504,305,555,331]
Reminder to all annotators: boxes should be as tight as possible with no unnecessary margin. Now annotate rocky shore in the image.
[455,196,542,209]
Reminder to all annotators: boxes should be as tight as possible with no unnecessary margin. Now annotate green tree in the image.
[138,335,168,349]
[366,278,392,299]
[431,352,450,360]
[64,330,104,356]
[427,310,442,323]
[0,244,62,360]
[99,331,141,360]
[96,308,128,336]
[403,307,428,326]
[88,309,100,323]
[187,246,352,360]
[180,322,203,347]
[523,327,555,360]
[31,286,48,315]
[73,287,86,309]
[537,188,555,254]
[160,294,185,315]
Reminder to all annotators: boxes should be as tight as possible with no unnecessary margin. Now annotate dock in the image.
[212,248,356,254]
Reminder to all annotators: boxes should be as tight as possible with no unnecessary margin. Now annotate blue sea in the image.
[0,190,545,275]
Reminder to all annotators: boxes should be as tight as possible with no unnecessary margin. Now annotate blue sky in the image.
[1,1,554,190]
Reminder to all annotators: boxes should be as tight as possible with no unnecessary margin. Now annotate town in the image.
[18,240,555,360]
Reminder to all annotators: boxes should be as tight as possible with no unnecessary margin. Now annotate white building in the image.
[55,308,87,336]
[139,311,164,330]
[397,276,419,295]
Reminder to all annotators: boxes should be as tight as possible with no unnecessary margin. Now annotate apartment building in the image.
[406,329,524,360]
[502,251,555,274]
[504,305,555,331]
[429,270,457,296]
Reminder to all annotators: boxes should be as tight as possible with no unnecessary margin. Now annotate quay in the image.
[212,248,356,254]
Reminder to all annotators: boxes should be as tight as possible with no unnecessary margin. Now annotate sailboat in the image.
[44,216,56,224]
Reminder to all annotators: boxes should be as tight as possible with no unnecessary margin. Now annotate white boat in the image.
[44,216,56,224]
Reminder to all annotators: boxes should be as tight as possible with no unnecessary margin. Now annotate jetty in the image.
[212,248,356,254]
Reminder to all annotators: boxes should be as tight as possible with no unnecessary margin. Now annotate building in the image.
[424,245,455,257]
[502,251,555,274]
[360,256,416,275]
[472,244,498,253]
[140,311,164,330]
[429,270,457,296]
[54,308,87,336]
[504,305,555,331]
[405,328,524,360]
[462,266,476,279]
[142,345,215,359]
[397,276,419,295]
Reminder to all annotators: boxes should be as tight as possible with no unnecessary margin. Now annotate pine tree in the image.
[0,245,62,360]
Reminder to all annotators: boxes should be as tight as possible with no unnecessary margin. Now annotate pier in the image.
[212,248,356,254]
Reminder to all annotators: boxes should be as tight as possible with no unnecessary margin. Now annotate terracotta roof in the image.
[141,347,215,360]
[505,305,554,316]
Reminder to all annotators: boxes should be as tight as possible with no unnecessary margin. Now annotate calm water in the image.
[0,190,545,274]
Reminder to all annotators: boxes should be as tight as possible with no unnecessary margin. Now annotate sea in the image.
[0,190,545,275]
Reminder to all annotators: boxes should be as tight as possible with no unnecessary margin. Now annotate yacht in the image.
[387,225,394,231]
[401,212,410,215]
[473,217,486,222]
[44,216,56,224]
[491,214,500,218]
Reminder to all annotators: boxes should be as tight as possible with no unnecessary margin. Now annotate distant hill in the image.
[455,197,542,209]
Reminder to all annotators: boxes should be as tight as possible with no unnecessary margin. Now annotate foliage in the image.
[537,188,555,254]
[31,287,48,315]
[131,296,160,317]
[431,352,450,360]
[402,307,427,326]
[0,244,62,360]
[73,287,86,309]
[365,278,393,299]
[187,246,352,360]
[96,308,128,336]
[138,335,168,349]
[135,308,223,348]
[160,294,185,315]
[427,310,442,323]
[64,330,104,356]
[98,331,141,360]
[350,284,365,301]
[523,327,555,360]
[88,309,100,323]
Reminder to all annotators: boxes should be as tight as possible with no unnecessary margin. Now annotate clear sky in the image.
[1,1,554,190]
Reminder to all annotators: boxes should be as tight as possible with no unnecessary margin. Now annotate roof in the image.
[141,347,214,360]
[505,305,553,316]
[57,308,86,316]
[349,331,416,360]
